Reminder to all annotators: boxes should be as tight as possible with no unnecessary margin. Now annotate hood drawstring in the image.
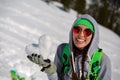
[71,51,78,80]
[71,44,89,80]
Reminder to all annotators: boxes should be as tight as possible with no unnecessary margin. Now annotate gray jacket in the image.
[47,14,111,80]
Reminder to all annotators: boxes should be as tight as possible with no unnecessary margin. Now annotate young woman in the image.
[26,14,111,80]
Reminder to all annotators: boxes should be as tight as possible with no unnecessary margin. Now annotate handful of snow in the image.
[25,34,53,59]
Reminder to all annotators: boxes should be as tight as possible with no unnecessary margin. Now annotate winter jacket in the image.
[47,14,111,80]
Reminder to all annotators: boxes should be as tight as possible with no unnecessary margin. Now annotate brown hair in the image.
[81,48,88,80]
[73,43,89,80]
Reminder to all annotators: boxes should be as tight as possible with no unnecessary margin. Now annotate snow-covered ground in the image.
[0,0,120,80]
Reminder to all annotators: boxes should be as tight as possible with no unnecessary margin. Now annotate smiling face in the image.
[73,25,93,49]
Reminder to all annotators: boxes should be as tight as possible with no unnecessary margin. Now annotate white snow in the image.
[0,0,120,80]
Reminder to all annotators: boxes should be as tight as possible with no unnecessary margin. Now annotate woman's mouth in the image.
[76,38,85,43]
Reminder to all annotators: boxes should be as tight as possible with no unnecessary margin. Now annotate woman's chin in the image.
[75,44,85,49]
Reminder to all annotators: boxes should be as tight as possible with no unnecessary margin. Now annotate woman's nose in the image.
[78,31,84,37]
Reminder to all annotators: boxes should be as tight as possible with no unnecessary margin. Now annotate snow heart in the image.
[25,34,53,59]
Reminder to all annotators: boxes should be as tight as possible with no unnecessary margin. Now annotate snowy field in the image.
[0,0,120,80]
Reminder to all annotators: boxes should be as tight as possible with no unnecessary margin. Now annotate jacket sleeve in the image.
[47,73,58,80]
[98,53,111,80]
[54,43,67,80]
[47,43,66,80]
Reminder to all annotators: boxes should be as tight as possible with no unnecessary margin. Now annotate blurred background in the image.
[0,0,120,80]
[46,0,120,36]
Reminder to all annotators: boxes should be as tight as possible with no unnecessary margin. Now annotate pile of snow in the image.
[0,0,120,80]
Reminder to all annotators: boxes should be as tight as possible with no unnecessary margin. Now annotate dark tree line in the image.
[86,0,120,36]
[42,0,120,36]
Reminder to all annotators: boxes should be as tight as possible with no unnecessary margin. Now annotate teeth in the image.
[77,39,85,42]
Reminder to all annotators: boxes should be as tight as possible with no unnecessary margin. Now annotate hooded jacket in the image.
[47,14,111,80]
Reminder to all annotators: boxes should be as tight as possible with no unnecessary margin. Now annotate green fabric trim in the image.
[89,48,103,80]
[62,44,70,73]
[73,18,94,32]
[62,44,103,80]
